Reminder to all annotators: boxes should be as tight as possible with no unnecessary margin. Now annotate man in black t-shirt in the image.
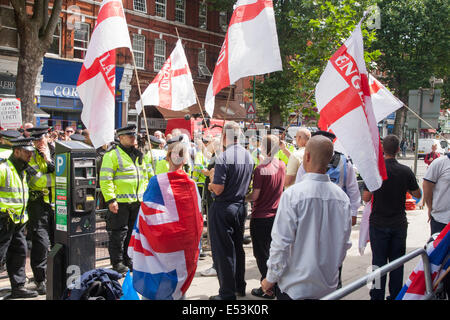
[363,135,421,300]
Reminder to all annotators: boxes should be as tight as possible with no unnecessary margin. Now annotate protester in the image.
[245,134,285,299]
[22,123,34,138]
[261,135,352,299]
[424,144,440,167]
[272,126,294,165]
[423,153,450,235]
[362,134,421,300]
[400,138,408,158]
[208,121,254,300]
[0,137,39,298]
[285,127,311,188]
[64,127,75,140]
[127,140,203,300]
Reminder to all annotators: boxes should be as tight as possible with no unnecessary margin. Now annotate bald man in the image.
[261,136,352,300]
[285,127,311,188]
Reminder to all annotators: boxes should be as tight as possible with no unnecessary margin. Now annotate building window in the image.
[155,0,166,19]
[154,38,166,71]
[199,1,207,30]
[133,0,147,13]
[219,11,228,33]
[198,48,211,77]
[175,0,185,23]
[133,34,146,69]
[47,19,62,55]
[73,22,89,59]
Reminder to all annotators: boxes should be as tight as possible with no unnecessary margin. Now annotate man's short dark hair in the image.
[383,134,400,156]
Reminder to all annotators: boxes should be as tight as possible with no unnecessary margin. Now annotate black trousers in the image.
[249,216,275,281]
[27,198,54,282]
[0,216,27,288]
[106,202,140,266]
[369,224,407,300]
[209,201,247,300]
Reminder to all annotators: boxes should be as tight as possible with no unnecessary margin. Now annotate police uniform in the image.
[0,137,38,298]
[25,127,56,294]
[99,125,148,273]
[272,126,295,165]
[143,135,168,177]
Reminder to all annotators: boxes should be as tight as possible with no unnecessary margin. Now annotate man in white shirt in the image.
[285,127,311,188]
[261,135,352,300]
[423,153,450,235]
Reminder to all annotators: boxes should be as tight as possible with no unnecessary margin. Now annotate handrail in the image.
[321,247,434,300]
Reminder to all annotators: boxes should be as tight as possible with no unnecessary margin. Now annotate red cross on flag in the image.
[77,0,132,149]
[369,74,404,123]
[204,0,282,117]
[136,40,196,114]
[316,22,387,192]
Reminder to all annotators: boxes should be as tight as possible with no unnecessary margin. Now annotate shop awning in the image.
[33,106,50,118]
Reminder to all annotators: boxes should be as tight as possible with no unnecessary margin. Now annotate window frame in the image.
[133,0,147,13]
[175,0,185,24]
[155,0,167,19]
[133,34,146,70]
[198,1,207,30]
[153,38,166,72]
[73,22,90,60]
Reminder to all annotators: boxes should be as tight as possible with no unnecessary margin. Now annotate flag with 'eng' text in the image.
[316,22,387,192]
[77,0,132,149]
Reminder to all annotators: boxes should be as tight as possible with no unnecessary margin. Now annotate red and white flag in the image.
[316,22,387,192]
[204,0,282,117]
[77,0,132,149]
[136,40,196,114]
[369,74,404,122]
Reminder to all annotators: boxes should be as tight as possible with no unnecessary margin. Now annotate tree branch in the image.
[40,0,62,49]
[31,0,44,25]
[10,0,28,24]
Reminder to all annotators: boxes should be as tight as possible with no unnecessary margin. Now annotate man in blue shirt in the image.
[208,122,254,300]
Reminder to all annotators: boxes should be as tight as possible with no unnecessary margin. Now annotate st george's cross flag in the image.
[128,170,203,300]
[135,40,196,114]
[369,74,404,123]
[396,223,450,300]
[204,0,282,117]
[316,21,387,192]
[77,0,132,149]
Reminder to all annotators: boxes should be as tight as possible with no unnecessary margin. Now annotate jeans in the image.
[369,224,407,300]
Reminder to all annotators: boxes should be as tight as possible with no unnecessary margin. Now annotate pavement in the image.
[0,152,439,300]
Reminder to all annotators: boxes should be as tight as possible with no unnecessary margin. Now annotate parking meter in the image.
[47,140,97,299]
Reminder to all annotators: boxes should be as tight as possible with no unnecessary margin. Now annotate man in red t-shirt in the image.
[245,134,285,299]
[424,144,440,167]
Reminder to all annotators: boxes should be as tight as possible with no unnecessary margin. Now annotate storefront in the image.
[38,57,125,130]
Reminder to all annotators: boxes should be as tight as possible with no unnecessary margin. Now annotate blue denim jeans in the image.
[369,224,407,300]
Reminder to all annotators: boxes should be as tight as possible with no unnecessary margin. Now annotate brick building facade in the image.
[0,0,246,131]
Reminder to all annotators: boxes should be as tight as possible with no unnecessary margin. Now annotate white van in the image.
[417,138,448,158]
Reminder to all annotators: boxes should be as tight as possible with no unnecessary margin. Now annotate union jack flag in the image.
[127,170,203,300]
[396,223,450,300]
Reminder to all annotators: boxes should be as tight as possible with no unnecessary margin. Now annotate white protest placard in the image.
[0,98,22,129]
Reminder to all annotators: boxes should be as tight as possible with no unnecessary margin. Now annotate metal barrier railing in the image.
[321,247,434,300]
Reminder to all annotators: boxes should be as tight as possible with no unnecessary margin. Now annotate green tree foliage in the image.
[373,0,450,136]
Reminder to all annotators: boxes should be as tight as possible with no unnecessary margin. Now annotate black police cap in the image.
[166,135,184,145]
[311,130,336,141]
[0,130,22,140]
[116,124,137,136]
[10,137,35,151]
[149,135,162,146]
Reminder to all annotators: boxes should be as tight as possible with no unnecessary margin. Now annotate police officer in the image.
[272,126,295,166]
[0,130,22,159]
[143,135,168,177]
[0,137,39,298]
[25,126,56,295]
[99,125,148,274]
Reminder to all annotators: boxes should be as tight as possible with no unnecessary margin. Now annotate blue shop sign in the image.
[41,82,79,98]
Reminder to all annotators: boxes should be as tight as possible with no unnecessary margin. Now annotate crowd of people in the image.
[0,119,448,300]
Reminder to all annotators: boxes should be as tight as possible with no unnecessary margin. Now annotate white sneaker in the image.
[201,267,217,277]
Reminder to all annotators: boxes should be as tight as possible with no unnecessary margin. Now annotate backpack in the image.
[327,152,348,192]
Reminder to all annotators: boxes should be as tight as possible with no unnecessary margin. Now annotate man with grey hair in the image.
[208,121,254,300]
[285,127,311,188]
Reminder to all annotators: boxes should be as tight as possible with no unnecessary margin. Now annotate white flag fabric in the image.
[204,0,282,117]
[136,40,196,114]
[358,200,372,256]
[77,0,132,149]
[369,74,404,123]
[316,22,387,192]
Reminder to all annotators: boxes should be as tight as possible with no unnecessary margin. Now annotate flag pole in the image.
[174,27,210,133]
[130,50,156,173]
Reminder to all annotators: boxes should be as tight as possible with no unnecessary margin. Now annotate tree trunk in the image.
[393,107,407,139]
[269,104,282,129]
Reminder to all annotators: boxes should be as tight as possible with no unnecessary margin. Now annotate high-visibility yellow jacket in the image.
[192,151,208,186]
[0,147,12,160]
[144,148,168,177]
[27,151,55,204]
[0,159,29,224]
[100,145,148,204]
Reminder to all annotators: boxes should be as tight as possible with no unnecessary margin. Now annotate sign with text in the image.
[0,98,22,129]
